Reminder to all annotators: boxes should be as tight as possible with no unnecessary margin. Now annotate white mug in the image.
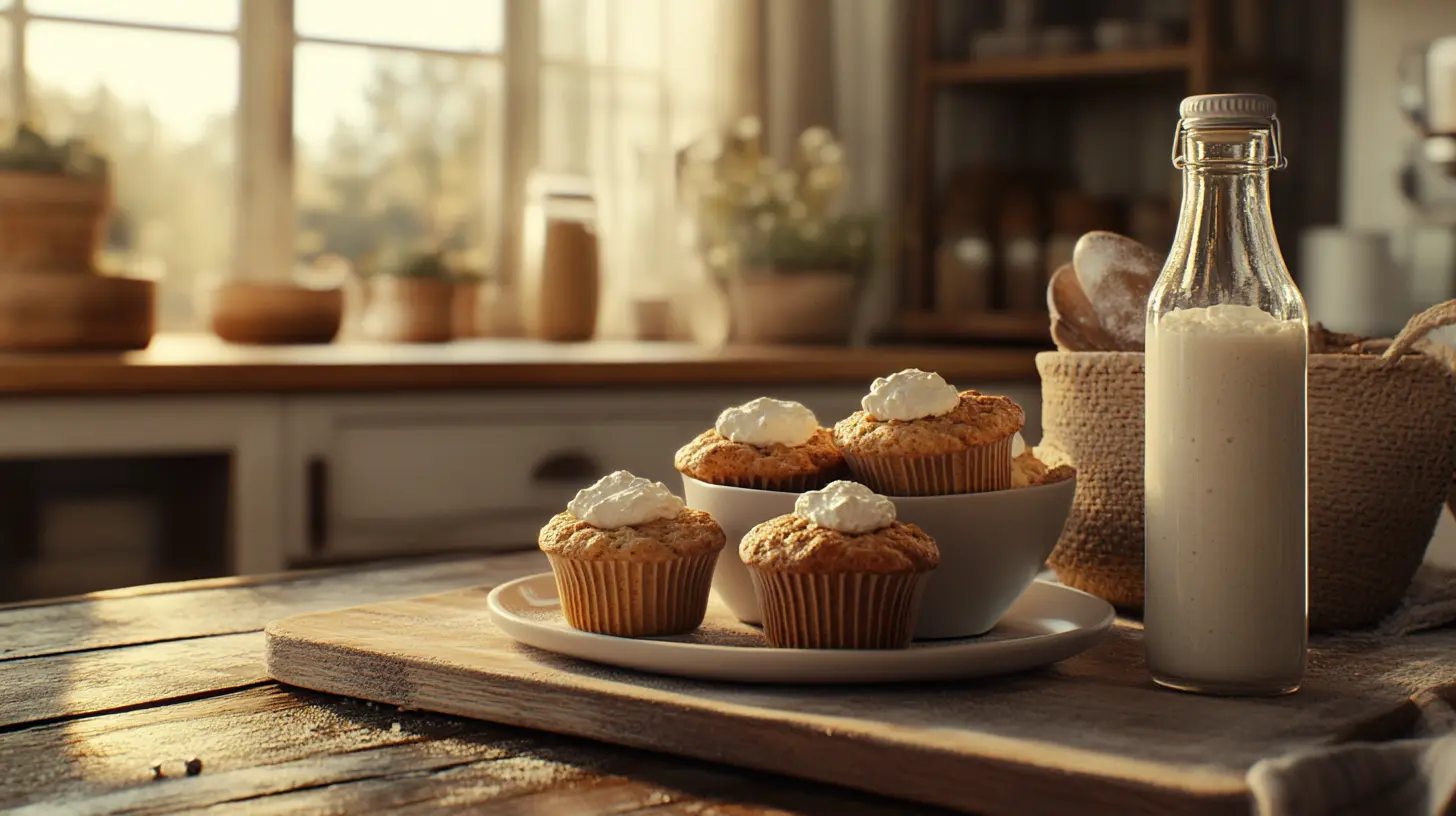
[1300,227,1407,337]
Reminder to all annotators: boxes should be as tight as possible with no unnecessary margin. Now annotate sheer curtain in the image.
[764,0,907,342]
[513,0,902,342]
[528,0,758,339]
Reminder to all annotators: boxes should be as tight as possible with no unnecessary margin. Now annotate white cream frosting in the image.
[567,470,684,530]
[793,480,897,535]
[715,397,819,447]
[861,368,961,422]
[1011,432,1026,458]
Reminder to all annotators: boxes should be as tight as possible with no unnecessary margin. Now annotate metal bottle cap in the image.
[1172,93,1286,169]
[1179,93,1278,123]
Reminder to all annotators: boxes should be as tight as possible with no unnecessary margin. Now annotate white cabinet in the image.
[0,378,1043,590]
[280,382,1041,564]
[0,396,285,575]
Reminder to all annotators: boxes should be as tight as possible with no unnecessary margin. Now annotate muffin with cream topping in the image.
[834,369,1025,496]
[539,470,726,636]
[674,397,845,492]
[740,480,939,649]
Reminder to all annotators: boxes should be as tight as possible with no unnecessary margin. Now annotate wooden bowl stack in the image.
[0,163,155,352]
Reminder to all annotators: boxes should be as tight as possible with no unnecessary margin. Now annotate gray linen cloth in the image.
[1248,564,1456,816]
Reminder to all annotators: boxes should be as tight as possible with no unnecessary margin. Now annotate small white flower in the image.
[706,246,732,268]
[772,171,798,201]
[798,126,832,152]
[734,116,762,140]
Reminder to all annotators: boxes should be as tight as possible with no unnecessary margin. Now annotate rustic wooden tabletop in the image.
[0,551,954,814]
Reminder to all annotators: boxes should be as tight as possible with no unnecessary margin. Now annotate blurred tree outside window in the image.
[0,0,503,331]
[293,0,504,281]
[12,5,236,330]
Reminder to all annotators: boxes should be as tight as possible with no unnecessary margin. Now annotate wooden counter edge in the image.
[0,344,1042,396]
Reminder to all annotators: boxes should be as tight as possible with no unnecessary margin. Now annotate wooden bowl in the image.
[211,280,343,345]
[0,271,153,351]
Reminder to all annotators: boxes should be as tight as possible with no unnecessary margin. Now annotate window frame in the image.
[0,0,522,328]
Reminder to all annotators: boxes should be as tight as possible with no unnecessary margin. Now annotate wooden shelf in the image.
[889,312,1052,345]
[926,47,1192,85]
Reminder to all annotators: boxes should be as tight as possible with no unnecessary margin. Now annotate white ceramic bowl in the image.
[680,475,797,625]
[680,474,1076,639]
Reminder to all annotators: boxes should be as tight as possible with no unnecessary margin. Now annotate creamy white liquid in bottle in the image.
[1144,94,1308,696]
[1145,306,1307,692]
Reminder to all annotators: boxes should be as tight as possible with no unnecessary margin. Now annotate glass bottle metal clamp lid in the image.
[1144,93,1310,698]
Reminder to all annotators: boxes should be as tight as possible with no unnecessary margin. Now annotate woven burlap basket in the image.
[1037,300,1456,631]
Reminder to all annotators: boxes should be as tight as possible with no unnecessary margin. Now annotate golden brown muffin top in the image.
[538,507,725,562]
[739,514,940,574]
[1012,450,1076,489]
[674,428,844,486]
[833,390,1025,457]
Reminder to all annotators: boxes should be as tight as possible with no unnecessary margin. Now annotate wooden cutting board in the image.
[266,586,1456,816]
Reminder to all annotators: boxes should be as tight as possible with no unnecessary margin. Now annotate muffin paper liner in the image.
[698,469,843,493]
[843,436,1014,496]
[547,552,718,637]
[749,569,928,649]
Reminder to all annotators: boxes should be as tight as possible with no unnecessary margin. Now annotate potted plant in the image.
[451,266,506,339]
[0,124,111,275]
[679,119,874,344]
[0,123,155,351]
[361,250,456,343]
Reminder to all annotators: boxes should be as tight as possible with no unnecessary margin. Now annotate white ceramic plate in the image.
[487,573,1115,684]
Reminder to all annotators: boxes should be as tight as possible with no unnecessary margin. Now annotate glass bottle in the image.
[1143,94,1309,696]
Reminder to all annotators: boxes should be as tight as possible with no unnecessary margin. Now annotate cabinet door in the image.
[283,394,714,560]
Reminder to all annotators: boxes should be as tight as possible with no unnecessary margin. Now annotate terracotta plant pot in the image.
[0,172,110,274]
[362,276,455,343]
[452,279,481,339]
[727,268,858,344]
[211,280,343,345]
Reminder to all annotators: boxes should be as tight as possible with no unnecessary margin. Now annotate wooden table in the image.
[14,550,1451,815]
[0,551,955,814]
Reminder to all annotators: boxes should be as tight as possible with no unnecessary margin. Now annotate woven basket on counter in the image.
[1037,300,1456,631]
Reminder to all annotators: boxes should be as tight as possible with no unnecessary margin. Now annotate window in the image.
[536,0,739,334]
[4,0,505,330]
[293,0,505,279]
[4,0,238,329]
[2,0,743,334]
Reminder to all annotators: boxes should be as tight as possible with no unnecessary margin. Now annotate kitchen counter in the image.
[0,336,1046,577]
[0,334,1042,396]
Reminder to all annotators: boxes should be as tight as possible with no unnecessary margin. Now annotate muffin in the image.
[834,369,1025,496]
[675,397,845,492]
[740,481,940,649]
[538,470,726,637]
[1010,433,1077,489]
